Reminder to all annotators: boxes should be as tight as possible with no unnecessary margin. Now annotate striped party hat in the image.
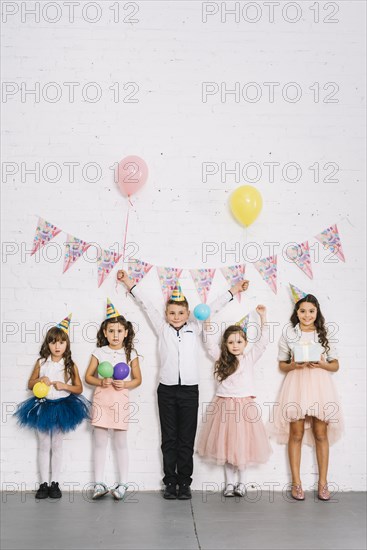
[56,313,72,334]
[236,313,250,333]
[106,298,120,319]
[170,283,185,302]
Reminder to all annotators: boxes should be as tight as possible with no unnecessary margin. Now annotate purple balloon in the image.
[113,362,130,380]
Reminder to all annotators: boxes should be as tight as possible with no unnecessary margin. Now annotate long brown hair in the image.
[214,325,247,382]
[96,316,136,364]
[39,327,75,383]
[290,294,330,353]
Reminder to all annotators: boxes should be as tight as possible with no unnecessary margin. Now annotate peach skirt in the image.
[91,386,129,430]
[196,396,272,470]
[270,367,344,446]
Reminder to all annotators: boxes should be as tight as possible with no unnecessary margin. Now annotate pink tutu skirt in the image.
[270,367,344,447]
[196,396,272,470]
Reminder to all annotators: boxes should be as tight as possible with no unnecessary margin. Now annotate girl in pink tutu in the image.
[197,304,272,497]
[85,299,142,501]
[273,294,343,501]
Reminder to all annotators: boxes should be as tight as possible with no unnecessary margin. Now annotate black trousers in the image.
[157,383,199,486]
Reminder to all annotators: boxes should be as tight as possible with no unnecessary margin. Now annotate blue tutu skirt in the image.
[14,394,91,433]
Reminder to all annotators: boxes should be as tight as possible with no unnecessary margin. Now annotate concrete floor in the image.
[1,491,366,550]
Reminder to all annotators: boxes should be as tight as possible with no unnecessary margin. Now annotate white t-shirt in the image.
[277,323,338,362]
[39,357,71,400]
[92,346,137,382]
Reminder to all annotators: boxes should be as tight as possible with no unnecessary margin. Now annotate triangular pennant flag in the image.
[156,267,183,301]
[236,313,250,333]
[221,265,246,302]
[31,217,62,255]
[106,298,120,319]
[170,283,186,302]
[97,249,122,287]
[289,283,308,304]
[286,241,313,279]
[56,313,72,334]
[190,269,216,304]
[63,234,90,273]
[315,224,345,262]
[127,259,153,286]
[254,256,277,294]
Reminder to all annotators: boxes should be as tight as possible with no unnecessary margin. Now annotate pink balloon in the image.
[117,155,148,197]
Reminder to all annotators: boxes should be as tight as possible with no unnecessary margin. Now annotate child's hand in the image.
[256,304,267,316]
[230,280,250,295]
[117,270,134,290]
[101,378,113,388]
[53,381,66,391]
[39,377,52,386]
[112,380,125,390]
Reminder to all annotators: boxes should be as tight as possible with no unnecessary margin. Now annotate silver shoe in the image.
[92,482,109,499]
[110,483,128,501]
[234,482,246,497]
[223,483,236,497]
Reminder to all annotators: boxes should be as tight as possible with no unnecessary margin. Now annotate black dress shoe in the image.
[49,481,62,499]
[177,484,192,500]
[35,482,49,499]
[163,483,177,500]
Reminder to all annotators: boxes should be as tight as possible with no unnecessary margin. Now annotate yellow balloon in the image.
[229,185,263,227]
[33,382,49,399]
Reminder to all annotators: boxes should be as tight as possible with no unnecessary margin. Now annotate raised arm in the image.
[245,305,270,364]
[117,270,164,334]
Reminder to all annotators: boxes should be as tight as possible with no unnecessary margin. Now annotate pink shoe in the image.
[291,484,305,501]
[317,484,330,501]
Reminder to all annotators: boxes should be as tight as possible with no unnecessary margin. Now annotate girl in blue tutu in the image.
[14,314,90,499]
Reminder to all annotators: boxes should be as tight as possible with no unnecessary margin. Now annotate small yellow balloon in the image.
[33,382,49,399]
[229,185,263,227]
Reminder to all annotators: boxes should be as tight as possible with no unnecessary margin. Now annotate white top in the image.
[277,323,338,362]
[39,357,71,400]
[130,285,234,386]
[92,346,137,382]
[204,325,270,398]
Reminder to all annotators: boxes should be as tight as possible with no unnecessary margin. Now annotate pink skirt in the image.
[91,386,130,430]
[270,367,344,447]
[196,396,272,470]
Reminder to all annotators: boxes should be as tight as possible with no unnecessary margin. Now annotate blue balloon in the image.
[193,304,211,321]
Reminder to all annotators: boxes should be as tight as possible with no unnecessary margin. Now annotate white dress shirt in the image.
[130,285,234,386]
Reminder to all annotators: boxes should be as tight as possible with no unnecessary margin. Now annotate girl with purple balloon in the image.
[85,299,141,501]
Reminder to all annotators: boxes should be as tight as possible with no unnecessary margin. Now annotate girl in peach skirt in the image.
[272,294,343,502]
[196,303,272,498]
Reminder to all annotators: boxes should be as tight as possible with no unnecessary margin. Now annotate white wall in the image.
[1,0,365,492]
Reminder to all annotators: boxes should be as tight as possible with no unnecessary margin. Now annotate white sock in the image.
[37,431,51,483]
[224,462,237,486]
[113,430,129,484]
[94,427,109,482]
[238,467,246,485]
[50,430,64,481]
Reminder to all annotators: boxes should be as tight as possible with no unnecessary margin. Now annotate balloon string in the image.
[122,199,131,264]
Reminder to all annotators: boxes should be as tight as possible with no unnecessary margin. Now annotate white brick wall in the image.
[1,1,365,491]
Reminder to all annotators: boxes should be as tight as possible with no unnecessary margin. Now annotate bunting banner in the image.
[315,224,345,262]
[190,268,216,303]
[289,283,308,304]
[31,218,62,256]
[156,267,183,301]
[127,259,153,286]
[286,241,313,279]
[254,256,277,294]
[221,265,246,302]
[97,249,122,287]
[63,235,90,273]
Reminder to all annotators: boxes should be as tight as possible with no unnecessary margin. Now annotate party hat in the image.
[170,283,185,302]
[56,313,72,334]
[106,298,120,319]
[289,283,308,304]
[236,313,250,333]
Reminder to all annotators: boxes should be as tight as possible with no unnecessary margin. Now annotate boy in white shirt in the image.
[117,269,248,499]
